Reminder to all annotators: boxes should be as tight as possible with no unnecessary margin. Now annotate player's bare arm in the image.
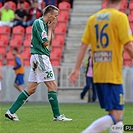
[124,41,133,58]
[69,43,88,84]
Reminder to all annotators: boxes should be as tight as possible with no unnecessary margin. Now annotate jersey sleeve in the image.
[117,14,133,45]
[81,18,91,45]
[34,19,49,44]
[13,57,21,70]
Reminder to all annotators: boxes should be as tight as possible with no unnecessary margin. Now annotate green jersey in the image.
[30,17,50,57]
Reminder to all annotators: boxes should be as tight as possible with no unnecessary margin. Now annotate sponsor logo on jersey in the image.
[42,31,47,39]
[94,51,112,62]
[96,13,110,21]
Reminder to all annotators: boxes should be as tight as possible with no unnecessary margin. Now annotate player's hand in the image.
[48,20,57,30]
[69,69,80,85]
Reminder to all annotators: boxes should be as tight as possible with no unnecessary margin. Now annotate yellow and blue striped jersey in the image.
[82,8,133,84]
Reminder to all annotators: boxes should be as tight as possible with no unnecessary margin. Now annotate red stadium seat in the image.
[21,51,30,60]
[122,0,127,2]
[128,14,133,22]
[0,26,11,34]
[0,60,2,66]
[0,26,11,45]
[119,8,127,14]
[102,3,106,8]
[129,3,133,9]
[12,26,25,41]
[6,51,15,66]
[12,25,25,34]
[6,51,14,59]
[26,26,32,34]
[52,47,63,58]
[55,21,67,34]
[58,1,71,9]
[0,34,10,44]
[59,9,70,18]
[54,25,67,34]
[123,51,132,66]
[123,51,130,59]
[58,14,69,21]
[54,34,65,45]
[23,60,30,66]
[103,0,107,2]
[130,23,133,32]
[0,47,6,55]
[50,59,60,66]
[0,2,2,8]
[23,39,31,47]
[23,47,30,53]
[50,51,62,58]
[6,60,14,66]
[129,10,133,15]
[9,39,23,51]
[0,39,8,47]
[25,26,32,40]
[120,2,127,9]
[131,0,133,2]
[57,21,67,27]
[52,37,65,47]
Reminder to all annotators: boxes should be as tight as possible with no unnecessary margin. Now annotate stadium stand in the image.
[0,1,71,66]
[17,1,30,12]
[63,0,133,66]
[1,0,132,67]
[6,51,14,66]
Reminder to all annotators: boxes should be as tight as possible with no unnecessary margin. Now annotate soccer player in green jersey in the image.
[5,5,72,121]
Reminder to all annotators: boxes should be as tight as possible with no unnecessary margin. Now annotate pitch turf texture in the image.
[0,103,133,133]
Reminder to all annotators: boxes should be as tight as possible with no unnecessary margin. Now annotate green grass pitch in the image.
[0,103,133,133]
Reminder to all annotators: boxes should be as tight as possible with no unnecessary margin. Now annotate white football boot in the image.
[53,114,72,121]
[5,110,19,121]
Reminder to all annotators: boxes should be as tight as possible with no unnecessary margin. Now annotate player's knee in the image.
[25,86,37,95]
[109,110,123,122]
[46,81,57,91]
[29,89,36,95]
[51,82,57,91]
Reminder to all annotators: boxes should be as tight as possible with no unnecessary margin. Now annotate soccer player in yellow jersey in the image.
[69,0,133,133]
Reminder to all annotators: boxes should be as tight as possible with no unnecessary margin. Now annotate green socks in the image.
[9,90,29,114]
[48,91,60,117]
[9,90,60,118]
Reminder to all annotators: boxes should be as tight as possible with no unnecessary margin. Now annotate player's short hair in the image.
[42,5,59,16]
[13,47,18,52]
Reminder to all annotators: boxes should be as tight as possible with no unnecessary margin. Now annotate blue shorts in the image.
[15,74,24,85]
[95,83,124,111]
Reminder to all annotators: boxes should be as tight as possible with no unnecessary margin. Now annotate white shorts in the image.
[28,54,55,83]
